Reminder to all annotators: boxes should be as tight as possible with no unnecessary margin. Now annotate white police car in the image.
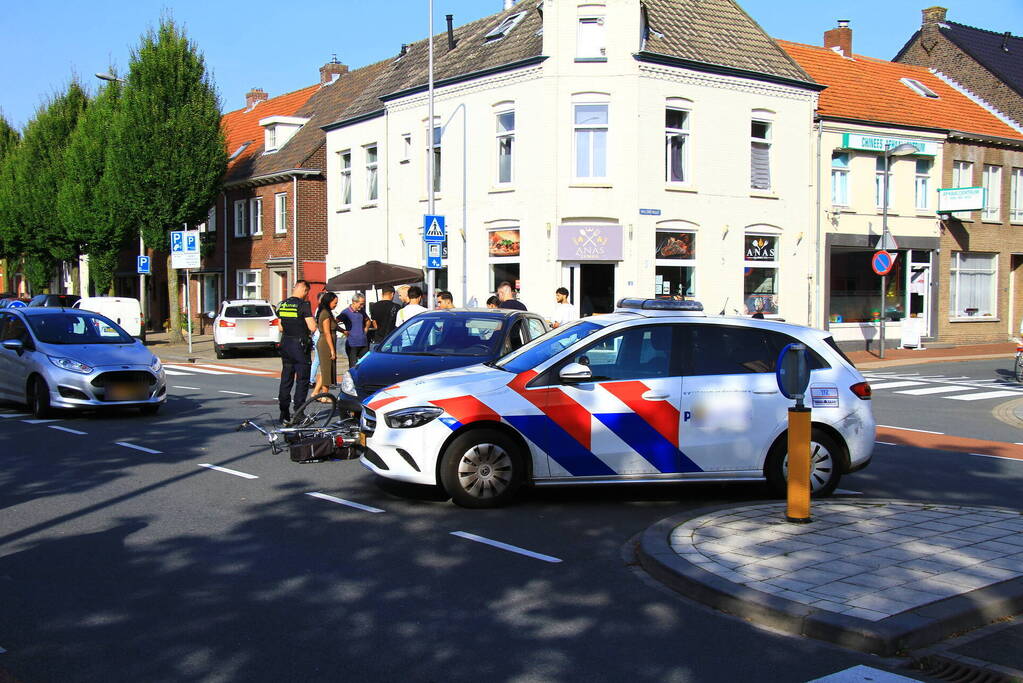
[359,299,874,508]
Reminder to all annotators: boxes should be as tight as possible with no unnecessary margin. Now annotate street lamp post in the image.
[878,142,918,358]
[426,0,436,308]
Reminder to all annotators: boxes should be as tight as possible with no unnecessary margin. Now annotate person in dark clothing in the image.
[497,281,526,310]
[369,286,401,343]
[276,280,316,424]
[486,295,499,308]
[339,293,371,368]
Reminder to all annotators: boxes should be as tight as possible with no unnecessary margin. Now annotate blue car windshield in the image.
[378,314,504,356]
[27,312,134,345]
[496,320,603,373]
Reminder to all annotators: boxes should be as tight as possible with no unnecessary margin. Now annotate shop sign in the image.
[488,229,520,258]
[937,187,985,213]
[744,236,776,261]
[655,232,695,260]
[557,225,623,261]
[841,133,937,156]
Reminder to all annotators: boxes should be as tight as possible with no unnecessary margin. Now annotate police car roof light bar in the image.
[615,298,704,312]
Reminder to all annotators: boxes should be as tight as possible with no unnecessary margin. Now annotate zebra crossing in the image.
[162,363,278,378]
[863,370,1023,403]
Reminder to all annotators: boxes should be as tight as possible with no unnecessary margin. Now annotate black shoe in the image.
[279,411,291,426]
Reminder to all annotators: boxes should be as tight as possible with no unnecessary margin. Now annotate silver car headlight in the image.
[150,356,162,373]
[340,370,356,396]
[48,356,94,375]
[384,406,443,429]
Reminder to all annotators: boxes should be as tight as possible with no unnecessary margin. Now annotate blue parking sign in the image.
[171,231,184,252]
[137,255,151,274]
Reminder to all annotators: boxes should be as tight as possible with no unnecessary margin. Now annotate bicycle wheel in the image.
[292,393,338,428]
[1015,353,1023,383]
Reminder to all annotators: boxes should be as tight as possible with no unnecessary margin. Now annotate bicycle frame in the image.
[237,417,361,455]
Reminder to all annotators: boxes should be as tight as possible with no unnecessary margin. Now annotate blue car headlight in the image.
[340,370,356,396]
[384,406,443,429]
[48,356,94,375]
[150,356,162,373]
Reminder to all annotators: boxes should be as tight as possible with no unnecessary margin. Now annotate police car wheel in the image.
[440,429,524,508]
[765,429,841,498]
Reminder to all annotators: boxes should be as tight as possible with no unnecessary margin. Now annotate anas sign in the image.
[557,225,623,261]
[937,186,986,213]
[841,134,937,156]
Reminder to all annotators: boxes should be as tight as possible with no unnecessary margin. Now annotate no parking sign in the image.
[871,250,894,276]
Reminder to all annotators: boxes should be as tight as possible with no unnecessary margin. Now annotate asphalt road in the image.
[2,359,1021,682]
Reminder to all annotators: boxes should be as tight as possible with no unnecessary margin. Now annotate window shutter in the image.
[751,143,770,190]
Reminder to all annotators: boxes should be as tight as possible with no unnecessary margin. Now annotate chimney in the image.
[319,55,348,85]
[824,19,852,57]
[921,6,947,27]
[399,44,409,57]
[446,14,456,50]
[245,88,268,109]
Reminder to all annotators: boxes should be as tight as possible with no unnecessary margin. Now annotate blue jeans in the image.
[308,330,321,385]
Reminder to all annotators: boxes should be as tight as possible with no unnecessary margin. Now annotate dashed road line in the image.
[305,492,385,513]
[875,441,898,446]
[450,531,562,563]
[198,463,258,479]
[218,390,252,396]
[834,489,863,496]
[21,419,60,424]
[172,385,201,390]
[0,413,30,419]
[877,425,943,434]
[115,442,162,454]
[49,425,86,435]
[0,644,6,653]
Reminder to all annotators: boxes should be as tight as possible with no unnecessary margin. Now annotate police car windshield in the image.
[27,312,134,345]
[496,320,603,373]
[378,314,504,356]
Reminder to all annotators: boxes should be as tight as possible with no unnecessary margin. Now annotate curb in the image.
[636,500,1023,656]
[854,352,1015,370]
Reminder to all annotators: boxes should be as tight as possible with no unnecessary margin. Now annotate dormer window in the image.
[900,78,939,98]
[484,11,526,41]
[259,115,310,154]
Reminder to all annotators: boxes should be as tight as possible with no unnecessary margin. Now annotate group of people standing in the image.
[276,278,576,424]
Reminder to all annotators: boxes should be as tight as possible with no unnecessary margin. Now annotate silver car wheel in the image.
[457,443,513,499]
[781,439,836,493]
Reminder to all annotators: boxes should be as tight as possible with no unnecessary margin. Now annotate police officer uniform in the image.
[277,295,314,420]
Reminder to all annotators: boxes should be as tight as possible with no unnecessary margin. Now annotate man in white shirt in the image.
[397,285,427,325]
[550,287,576,328]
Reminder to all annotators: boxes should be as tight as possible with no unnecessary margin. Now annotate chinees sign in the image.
[841,133,937,156]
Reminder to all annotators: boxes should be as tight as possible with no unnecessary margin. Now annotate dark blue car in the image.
[338,308,549,411]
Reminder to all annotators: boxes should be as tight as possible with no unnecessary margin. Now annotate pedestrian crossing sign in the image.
[423,215,446,243]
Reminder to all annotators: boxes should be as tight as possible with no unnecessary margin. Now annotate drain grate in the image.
[916,655,1019,683]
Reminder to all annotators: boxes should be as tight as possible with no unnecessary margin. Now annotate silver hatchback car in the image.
[0,308,167,417]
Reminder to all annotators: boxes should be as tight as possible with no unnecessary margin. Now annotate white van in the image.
[74,297,144,340]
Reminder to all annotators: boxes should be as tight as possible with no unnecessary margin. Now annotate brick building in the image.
[895,7,1023,128]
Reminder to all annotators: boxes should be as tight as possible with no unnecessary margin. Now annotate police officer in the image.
[277,279,317,424]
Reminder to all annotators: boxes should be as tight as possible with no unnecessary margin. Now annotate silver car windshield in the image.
[26,312,134,345]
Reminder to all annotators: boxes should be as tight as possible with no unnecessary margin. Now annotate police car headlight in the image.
[340,371,357,396]
[385,406,443,429]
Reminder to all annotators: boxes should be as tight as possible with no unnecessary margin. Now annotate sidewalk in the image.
[638,500,1023,659]
[145,331,351,375]
[846,342,1017,369]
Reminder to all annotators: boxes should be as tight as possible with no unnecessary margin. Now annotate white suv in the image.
[359,298,875,508]
[211,300,281,359]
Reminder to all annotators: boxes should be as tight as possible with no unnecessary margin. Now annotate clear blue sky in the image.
[2,0,1020,130]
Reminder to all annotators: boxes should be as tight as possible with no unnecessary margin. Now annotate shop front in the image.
[557,224,623,316]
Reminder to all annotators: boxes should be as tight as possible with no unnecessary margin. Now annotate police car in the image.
[359,299,874,508]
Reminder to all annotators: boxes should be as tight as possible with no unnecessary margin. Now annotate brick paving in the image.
[668,501,1023,622]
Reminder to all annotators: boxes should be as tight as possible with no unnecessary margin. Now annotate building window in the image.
[236,269,261,300]
[233,200,246,238]
[950,252,997,318]
[201,274,219,314]
[743,235,778,315]
[750,121,771,190]
[875,156,894,209]
[665,108,689,183]
[274,193,287,234]
[484,11,526,41]
[982,164,1001,221]
[428,125,441,192]
[266,126,277,151]
[249,197,262,236]
[915,159,931,211]
[364,144,379,202]
[654,231,695,299]
[831,153,849,206]
[401,134,411,162]
[204,206,217,233]
[952,160,974,220]
[574,104,608,179]
[577,17,606,59]
[496,110,515,184]
[829,249,910,324]
[339,151,352,206]
[1011,168,1023,223]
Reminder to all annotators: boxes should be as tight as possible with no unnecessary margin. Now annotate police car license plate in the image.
[108,383,147,401]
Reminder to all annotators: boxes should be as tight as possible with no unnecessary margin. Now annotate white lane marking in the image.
[0,413,30,418]
[946,390,1021,402]
[970,453,1023,462]
[194,364,276,376]
[875,441,897,446]
[115,441,162,454]
[895,385,973,396]
[21,419,60,424]
[450,531,562,564]
[305,492,385,513]
[877,425,944,434]
[172,385,201,390]
[163,364,229,375]
[834,489,863,496]
[162,369,190,376]
[809,664,921,683]
[198,463,258,479]
[218,390,251,396]
[49,425,86,435]
[0,645,5,653]
[868,381,926,390]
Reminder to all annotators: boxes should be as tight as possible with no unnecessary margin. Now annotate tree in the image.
[109,17,226,341]
[0,114,22,287]
[58,75,132,295]
[0,83,89,293]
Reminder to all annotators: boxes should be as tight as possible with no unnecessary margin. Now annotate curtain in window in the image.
[668,134,685,182]
[751,143,770,190]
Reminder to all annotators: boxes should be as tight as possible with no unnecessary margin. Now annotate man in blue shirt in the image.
[339,293,370,368]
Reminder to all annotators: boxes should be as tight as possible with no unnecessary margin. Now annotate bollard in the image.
[786,406,812,523]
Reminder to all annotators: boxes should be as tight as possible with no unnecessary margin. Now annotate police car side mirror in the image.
[559,362,592,383]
